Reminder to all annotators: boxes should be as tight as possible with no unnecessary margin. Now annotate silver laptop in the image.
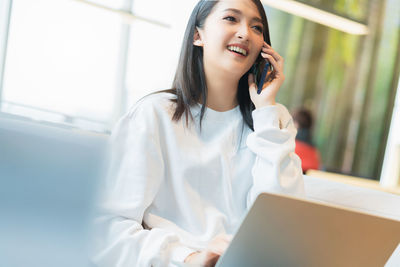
[0,113,109,267]
[216,192,400,267]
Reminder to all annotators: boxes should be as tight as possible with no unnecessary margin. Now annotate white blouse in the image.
[93,92,304,267]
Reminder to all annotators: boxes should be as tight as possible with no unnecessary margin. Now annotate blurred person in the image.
[293,108,321,173]
[93,1,304,266]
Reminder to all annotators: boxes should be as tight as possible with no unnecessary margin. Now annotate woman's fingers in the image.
[248,73,255,86]
[208,234,232,255]
[261,49,283,66]
[185,250,220,267]
[248,73,258,98]
[261,53,279,72]
[261,47,282,62]
[261,42,284,70]
[185,234,232,266]
[203,251,220,267]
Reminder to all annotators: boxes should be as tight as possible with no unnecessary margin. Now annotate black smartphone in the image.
[251,55,272,94]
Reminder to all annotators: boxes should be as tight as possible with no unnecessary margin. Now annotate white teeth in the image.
[228,46,247,56]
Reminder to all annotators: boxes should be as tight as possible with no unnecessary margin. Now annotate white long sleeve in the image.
[93,101,195,267]
[92,93,304,267]
[246,104,305,207]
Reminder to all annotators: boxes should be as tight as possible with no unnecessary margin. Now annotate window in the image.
[0,0,198,132]
[1,0,124,131]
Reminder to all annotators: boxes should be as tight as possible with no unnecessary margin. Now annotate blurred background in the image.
[0,0,399,184]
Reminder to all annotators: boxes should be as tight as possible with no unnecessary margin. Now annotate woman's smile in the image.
[227,44,249,57]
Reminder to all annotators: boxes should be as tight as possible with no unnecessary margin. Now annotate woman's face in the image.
[195,0,265,78]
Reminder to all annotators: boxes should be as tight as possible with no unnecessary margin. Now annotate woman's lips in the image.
[228,49,247,58]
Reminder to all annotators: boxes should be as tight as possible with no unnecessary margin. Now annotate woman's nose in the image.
[236,23,250,40]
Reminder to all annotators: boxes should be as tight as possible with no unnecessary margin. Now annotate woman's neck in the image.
[204,68,240,112]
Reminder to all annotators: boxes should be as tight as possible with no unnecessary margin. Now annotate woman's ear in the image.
[193,28,204,47]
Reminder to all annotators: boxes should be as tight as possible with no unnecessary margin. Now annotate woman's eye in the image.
[253,25,263,33]
[223,16,236,22]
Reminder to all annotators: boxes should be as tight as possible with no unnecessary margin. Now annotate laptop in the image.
[0,113,109,267]
[216,192,400,267]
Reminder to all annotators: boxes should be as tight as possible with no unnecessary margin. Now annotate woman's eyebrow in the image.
[223,8,262,23]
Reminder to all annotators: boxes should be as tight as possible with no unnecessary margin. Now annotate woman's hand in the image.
[184,234,231,267]
[248,41,285,109]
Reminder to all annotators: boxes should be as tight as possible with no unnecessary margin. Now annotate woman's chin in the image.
[219,62,247,73]
[207,60,250,79]
[224,66,249,78]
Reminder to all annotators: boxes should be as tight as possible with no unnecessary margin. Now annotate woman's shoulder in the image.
[126,91,177,120]
[111,91,177,136]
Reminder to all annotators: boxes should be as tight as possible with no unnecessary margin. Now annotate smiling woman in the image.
[192,1,267,112]
[93,0,304,266]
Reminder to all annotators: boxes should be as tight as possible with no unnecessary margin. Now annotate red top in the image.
[295,140,320,173]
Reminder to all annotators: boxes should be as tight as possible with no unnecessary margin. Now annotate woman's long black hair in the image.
[163,0,271,130]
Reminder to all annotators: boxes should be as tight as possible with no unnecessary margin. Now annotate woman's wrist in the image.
[254,100,276,109]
